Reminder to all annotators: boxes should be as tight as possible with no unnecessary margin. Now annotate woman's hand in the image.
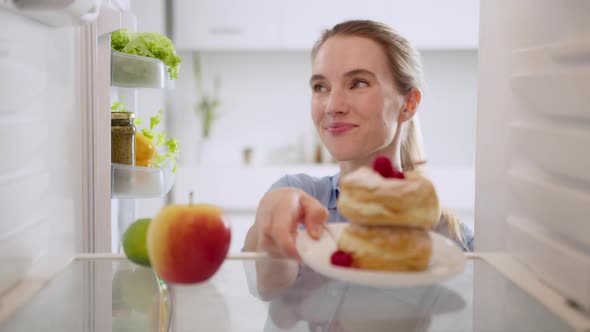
[242,188,328,299]
[250,187,329,260]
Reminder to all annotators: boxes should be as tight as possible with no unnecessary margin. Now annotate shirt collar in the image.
[328,173,340,210]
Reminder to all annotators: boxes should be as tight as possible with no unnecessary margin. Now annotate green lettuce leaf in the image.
[111,29,129,52]
[111,29,182,80]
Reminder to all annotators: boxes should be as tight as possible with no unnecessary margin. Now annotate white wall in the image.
[169,51,317,166]
[421,51,479,167]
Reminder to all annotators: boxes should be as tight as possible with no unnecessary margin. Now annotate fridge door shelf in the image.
[111,162,175,199]
[111,51,167,89]
[0,0,101,27]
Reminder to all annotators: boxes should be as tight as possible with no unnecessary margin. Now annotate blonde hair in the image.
[312,20,465,246]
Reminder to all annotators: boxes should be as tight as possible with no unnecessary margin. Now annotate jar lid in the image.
[111,112,135,120]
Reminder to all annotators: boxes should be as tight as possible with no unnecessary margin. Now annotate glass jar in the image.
[111,112,136,165]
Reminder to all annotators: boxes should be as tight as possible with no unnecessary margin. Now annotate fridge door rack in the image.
[110,51,167,89]
[111,162,175,199]
[0,0,100,27]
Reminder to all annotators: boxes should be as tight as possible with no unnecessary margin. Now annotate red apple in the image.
[147,202,231,284]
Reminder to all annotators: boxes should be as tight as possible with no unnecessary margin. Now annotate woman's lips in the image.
[325,123,358,135]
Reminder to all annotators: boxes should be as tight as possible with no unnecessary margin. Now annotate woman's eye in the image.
[313,84,327,93]
[351,80,369,89]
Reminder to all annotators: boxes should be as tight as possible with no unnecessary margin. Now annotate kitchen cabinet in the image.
[281,0,393,50]
[173,0,282,50]
[172,164,339,211]
[389,0,480,50]
[171,164,474,213]
[172,0,479,51]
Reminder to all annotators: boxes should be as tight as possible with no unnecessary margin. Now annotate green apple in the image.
[122,218,152,267]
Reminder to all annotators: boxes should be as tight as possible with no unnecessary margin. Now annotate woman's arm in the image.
[244,187,327,258]
[243,187,328,299]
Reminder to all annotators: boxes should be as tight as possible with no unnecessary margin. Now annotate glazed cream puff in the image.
[332,156,440,272]
[337,223,432,271]
[337,167,440,229]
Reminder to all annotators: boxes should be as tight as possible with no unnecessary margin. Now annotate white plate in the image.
[296,223,467,288]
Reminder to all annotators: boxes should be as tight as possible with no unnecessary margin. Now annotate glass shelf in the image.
[1,255,586,332]
[111,162,175,199]
[0,259,170,332]
[111,51,166,89]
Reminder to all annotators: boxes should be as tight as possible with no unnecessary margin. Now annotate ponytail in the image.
[400,117,466,248]
[400,117,424,172]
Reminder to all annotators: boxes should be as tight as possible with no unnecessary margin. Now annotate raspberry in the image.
[372,155,405,179]
[391,169,405,179]
[331,250,353,267]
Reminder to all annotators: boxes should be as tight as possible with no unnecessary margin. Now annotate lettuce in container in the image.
[111,29,182,82]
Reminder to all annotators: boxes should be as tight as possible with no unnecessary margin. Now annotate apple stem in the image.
[189,191,194,205]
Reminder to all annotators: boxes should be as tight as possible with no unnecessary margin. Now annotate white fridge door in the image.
[0,6,91,296]
[476,0,590,313]
[0,2,133,330]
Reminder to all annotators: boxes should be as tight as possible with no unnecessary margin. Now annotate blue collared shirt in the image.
[269,173,474,251]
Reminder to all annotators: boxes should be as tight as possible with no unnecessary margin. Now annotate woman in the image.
[243,20,474,270]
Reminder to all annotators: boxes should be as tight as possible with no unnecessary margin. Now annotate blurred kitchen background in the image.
[135,0,480,253]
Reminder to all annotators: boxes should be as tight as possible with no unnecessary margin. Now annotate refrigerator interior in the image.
[3,0,590,330]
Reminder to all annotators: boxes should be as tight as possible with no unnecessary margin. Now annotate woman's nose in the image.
[325,88,350,115]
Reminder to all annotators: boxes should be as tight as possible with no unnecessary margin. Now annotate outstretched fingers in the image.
[299,194,329,240]
[255,189,329,261]
[269,196,302,260]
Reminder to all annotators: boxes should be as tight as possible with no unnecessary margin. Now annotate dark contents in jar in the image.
[111,112,136,165]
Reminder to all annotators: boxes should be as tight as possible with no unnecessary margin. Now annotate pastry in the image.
[331,156,439,272]
[337,167,440,229]
[337,223,432,271]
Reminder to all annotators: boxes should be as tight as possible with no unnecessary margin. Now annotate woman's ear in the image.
[399,88,422,123]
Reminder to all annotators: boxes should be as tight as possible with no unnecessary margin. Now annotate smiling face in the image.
[310,35,407,163]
